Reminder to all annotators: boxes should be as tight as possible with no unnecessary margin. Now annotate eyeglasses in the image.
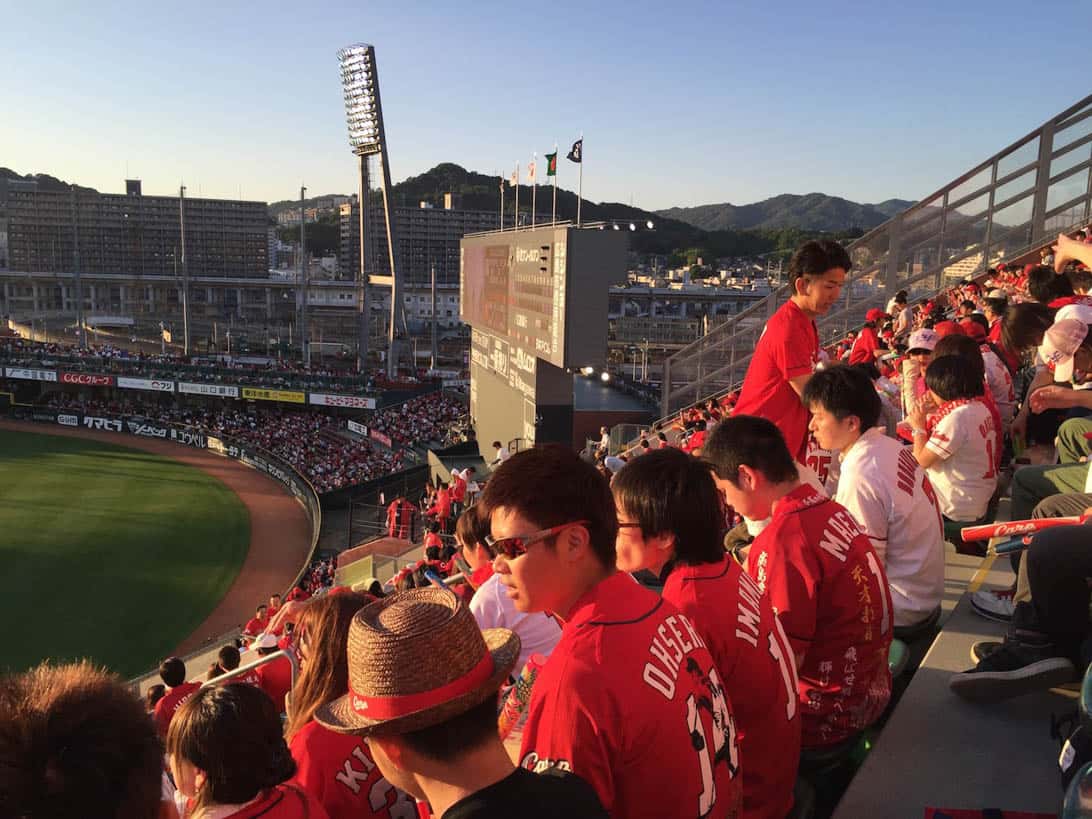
[485,520,589,559]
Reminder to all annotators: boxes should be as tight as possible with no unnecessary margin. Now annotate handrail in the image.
[203,649,299,703]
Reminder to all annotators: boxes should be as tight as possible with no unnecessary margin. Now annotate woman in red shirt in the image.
[285,593,417,819]
[167,684,329,818]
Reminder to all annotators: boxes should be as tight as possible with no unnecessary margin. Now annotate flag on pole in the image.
[528,159,536,181]
[510,167,518,186]
[499,175,504,191]
[567,139,583,163]
[545,151,558,176]
[162,328,172,343]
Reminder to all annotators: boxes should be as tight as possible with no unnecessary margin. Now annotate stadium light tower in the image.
[337,43,407,377]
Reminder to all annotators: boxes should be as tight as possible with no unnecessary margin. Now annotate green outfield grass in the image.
[0,429,250,678]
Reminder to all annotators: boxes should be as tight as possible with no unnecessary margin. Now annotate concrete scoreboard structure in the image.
[461,225,627,458]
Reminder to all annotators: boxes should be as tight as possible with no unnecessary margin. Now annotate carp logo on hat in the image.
[907,329,939,353]
[316,587,520,736]
[1038,318,1089,382]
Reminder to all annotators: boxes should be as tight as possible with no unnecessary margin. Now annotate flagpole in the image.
[577,133,583,227]
[531,153,537,229]
[552,142,558,226]
[515,163,519,230]
[499,174,504,230]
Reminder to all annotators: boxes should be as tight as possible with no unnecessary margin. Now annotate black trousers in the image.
[1026,522,1092,662]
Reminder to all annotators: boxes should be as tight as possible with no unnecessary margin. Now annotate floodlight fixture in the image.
[646,220,655,229]
[338,43,383,156]
[601,371,611,382]
[629,223,636,231]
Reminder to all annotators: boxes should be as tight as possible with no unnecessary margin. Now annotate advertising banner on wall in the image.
[241,387,306,404]
[178,382,240,398]
[370,429,393,448]
[82,416,124,432]
[6,367,58,382]
[347,419,368,436]
[60,372,116,387]
[309,392,376,410]
[118,377,176,392]
[125,419,170,438]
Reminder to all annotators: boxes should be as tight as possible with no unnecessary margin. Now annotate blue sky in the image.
[1,0,1085,209]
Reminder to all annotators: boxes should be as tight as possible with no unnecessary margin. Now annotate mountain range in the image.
[657,194,913,233]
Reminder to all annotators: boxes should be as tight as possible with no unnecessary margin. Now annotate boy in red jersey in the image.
[153,656,202,738]
[481,445,742,818]
[704,416,893,751]
[732,240,850,461]
[612,447,800,819]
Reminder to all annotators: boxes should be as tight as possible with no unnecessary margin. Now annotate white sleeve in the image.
[925,411,962,461]
[837,480,890,564]
[468,579,505,631]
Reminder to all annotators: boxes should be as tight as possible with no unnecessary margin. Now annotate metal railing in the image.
[662,92,1092,417]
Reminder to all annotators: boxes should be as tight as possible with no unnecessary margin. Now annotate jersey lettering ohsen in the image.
[735,571,763,649]
[335,746,375,793]
[817,510,861,562]
[643,614,708,700]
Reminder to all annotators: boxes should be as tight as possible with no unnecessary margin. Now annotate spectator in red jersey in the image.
[286,583,311,603]
[285,592,417,819]
[450,468,468,516]
[423,521,444,561]
[386,495,416,540]
[479,445,742,818]
[733,240,850,461]
[146,683,167,713]
[251,633,293,715]
[427,482,453,532]
[316,588,608,819]
[704,416,893,752]
[848,308,889,365]
[681,418,708,454]
[243,604,269,638]
[0,661,177,819]
[612,448,801,819]
[153,656,202,739]
[167,683,329,819]
[209,644,262,687]
[268,593,283,620]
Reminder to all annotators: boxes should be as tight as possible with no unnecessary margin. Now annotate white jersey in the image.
[981,346,1015,430]
[469,573,562,674]
[924,399,999,521]
[836,428,945,627]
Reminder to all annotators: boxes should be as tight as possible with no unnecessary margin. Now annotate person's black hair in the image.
[611,448,725,566]
[982,297,1007,318]
[933,334,986,387]
[1068,267,1092,293]
[217,645,240,671]
[397,693,500,761]
[166,684,296,807]
[427,521,439,534]
[480,444,617,569]
[851,360,882,380]
[491,440,502,449]
[702,415,797,486]
[1028,265,1073,304]
[895,290,908,303]
[788,239,852,283]
[925,355,983,401]
[802,365,882,432]
[1001,301,1056,352]
[958,299,975,313]
[159,657,186,688]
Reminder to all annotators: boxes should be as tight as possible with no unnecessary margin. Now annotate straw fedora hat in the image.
[316,587,520,736]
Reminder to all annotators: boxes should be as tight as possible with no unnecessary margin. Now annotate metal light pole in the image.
[430,263,437,371]
[179,185,190,356]
[70,186,86,349]
[357,157,372,372]
[299,184,308,365]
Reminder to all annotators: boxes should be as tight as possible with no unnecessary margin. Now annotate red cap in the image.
[934,320,965,338]
[865,308,888,323]
[959,318,987,341]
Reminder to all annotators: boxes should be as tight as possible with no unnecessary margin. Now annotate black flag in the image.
[567,139,583,163]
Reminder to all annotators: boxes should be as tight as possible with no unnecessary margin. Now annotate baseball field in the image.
[0,428,250,678]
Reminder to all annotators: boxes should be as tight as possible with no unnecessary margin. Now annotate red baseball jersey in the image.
[520,572,742,818]
[256,655,293,714]
[747,484,893,749]
[153,680,201,737]
[290,721,417,819]
[664,557,801,819]
[732,299,818,461]
[189,783,331,818]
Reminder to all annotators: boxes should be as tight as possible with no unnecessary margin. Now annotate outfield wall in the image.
[8,405,323,599]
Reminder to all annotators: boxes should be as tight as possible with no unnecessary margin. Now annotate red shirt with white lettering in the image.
[747,484,893,748]
[520,572,741,818]
[153,680,201,738]
[732,299,818,460]
[848,326,881,365]
[289,721,417,819]
[663,557,801,819]
[256,655,293,714]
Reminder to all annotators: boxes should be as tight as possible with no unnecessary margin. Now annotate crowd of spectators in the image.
[10,231,1092,818]
[366,391,467,448]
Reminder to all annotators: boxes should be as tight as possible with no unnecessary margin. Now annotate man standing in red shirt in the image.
[386,496,415,539]
[427,482,453,533]
[612,448,801,819]
[153,656,201,738]
[705,416,893,752]
[481,445,742,818]
[732,240,850,461]
[243,604,269,639]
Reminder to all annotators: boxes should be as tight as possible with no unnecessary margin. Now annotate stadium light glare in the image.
[582,366,595,375]
[600,371,611,382]
[646,220,654,229]
[629,223,636,231]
